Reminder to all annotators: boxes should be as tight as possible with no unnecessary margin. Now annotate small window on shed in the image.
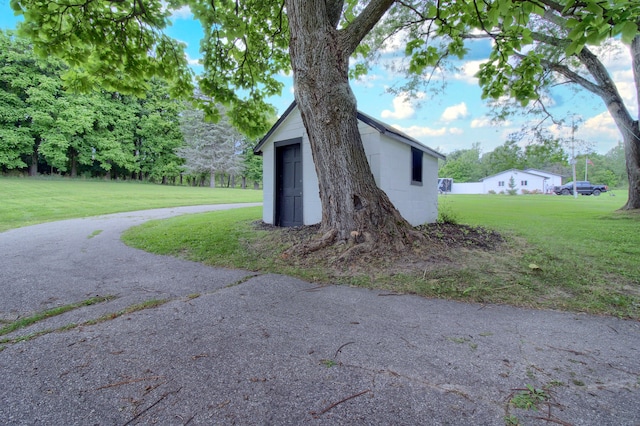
[411,147,423,185]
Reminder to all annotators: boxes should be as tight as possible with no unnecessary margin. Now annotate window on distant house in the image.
[411,147,423,185]
[498,181,505,187]
[521,180,528,186]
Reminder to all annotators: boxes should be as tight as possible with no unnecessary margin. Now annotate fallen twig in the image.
[531,415,573,426]
[122,387,182,426]
[334,341,355,359]
[312,389,371,416]
[96,376,164,390]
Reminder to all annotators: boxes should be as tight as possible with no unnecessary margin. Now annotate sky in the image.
[1,2,635,155]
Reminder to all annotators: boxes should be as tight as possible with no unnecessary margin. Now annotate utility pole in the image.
[585,157,588,181]
[571,117,578,199]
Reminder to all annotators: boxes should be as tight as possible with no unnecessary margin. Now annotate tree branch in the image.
[326,0,344,28]
[540,56,604,96]
[340,0,395,55]
[632,36,640,120]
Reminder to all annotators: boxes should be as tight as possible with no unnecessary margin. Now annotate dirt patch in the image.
[250,221,505,281]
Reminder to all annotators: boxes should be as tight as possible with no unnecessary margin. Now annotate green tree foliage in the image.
[481,141,524,176]
[0,30,184,181]
[130,80,185,183]
[523,138,567,174]
[0,30,66,174]
[438,143,485,182]
[240,139,263,189]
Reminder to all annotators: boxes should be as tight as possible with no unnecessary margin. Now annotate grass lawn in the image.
[0,177,262,232]
[123,190,640,319]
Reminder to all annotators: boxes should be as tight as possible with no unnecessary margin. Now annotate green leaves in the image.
[13,0,192,98]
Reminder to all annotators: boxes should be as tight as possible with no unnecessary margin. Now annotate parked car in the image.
[553,181,608,196]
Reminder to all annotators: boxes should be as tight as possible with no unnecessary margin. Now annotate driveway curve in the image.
[0,204,638,425]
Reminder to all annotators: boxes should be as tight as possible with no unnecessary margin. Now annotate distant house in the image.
[481,169,550,194]
[444,168,563,194]
[254,102,445,227]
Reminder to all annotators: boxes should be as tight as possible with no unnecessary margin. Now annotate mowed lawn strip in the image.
[123,192,639,319]
[0,177,262,232]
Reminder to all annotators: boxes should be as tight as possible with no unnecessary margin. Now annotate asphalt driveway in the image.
[0,204,638,425]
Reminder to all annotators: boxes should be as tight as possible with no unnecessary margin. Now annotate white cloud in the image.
[580,111,620,141]
[440,102,469,122]
[380,30,407,54]
[391,124,464,138]
[471,116,512,128]
[354,73,383,88]
[381,92,425,120]
[392,124,448,137]
[470,117,492,128]
[185,53,201,66]
[169,5,193,19]
[452,60,487,84]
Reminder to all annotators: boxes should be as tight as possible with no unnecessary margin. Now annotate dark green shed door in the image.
[275,141,303,227]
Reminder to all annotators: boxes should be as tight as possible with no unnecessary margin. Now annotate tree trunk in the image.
[210,170,216,188]
[621,127,640,209]
[242,176,246,189]
[575,40,640,209]
[70,151,78,178]
[286,0,413,247]
[253,181,259,190]
[622,36,640,209]
[29,141,39,177]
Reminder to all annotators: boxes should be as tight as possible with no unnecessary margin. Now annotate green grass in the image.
[439,192,639,282]
[123,192,640,319]
[0,295,115,336]
[0,177,262,232]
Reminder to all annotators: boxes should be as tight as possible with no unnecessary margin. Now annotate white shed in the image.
[254,102,445,227]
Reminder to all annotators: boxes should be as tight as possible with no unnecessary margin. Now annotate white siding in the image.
[524,169,563,191]
[483,170,546,194]
[450,182,485,194]
[376,135,438,225]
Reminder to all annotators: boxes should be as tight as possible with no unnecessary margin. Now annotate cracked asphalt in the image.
[0,204,638,425]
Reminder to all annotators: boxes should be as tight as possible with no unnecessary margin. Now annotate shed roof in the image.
[254,101,445,160]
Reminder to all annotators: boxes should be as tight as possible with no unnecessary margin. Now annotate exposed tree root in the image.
[283,229,337,257]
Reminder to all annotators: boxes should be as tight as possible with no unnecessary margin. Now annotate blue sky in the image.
[2,2,633,155]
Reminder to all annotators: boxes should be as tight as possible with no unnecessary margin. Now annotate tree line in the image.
[0,30,262,188]
[439,139,627,188]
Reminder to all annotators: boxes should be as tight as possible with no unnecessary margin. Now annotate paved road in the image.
[1,204,638,425]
